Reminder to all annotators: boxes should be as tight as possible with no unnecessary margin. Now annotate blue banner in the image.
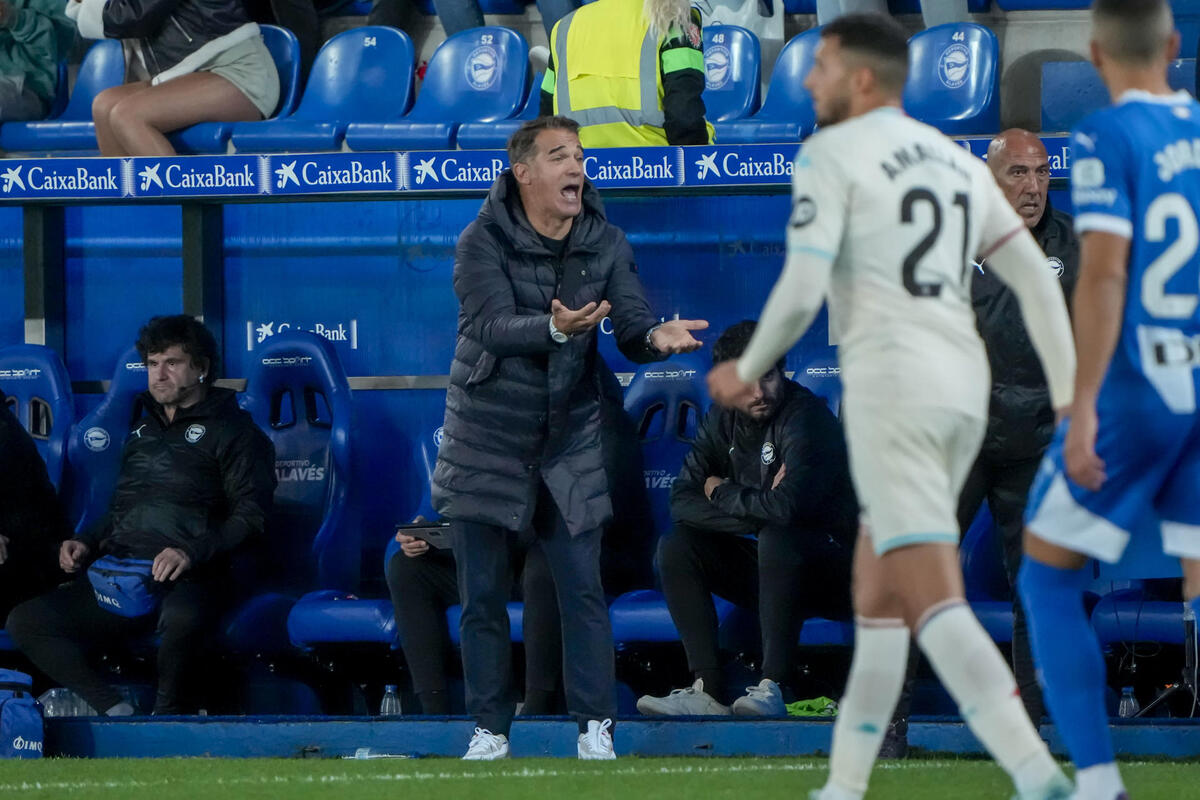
[264,152,404,195]
[0,135,1073,203]
[129,155,264,198]
[0,158,123,201]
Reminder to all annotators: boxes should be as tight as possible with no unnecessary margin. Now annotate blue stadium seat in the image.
[0,39,124,153]
[959,504,1013,644]
[1091,588,1186,647]
[1041,59,1196,133]
[169,25,304,154]
[345,26,530,152]
[240,331,356,591]
[63,346,147,534]
[903,23,1001,136]
[0,344,75,490]
[713,27,820,144]
[47,61,70,120]
[610,588,736,644]
[623,354,708,540]
[702,25,761,123]
[791,346,841,416]
[455,70,542,150]
[231,26,415,153]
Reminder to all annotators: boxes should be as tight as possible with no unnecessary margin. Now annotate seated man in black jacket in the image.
[8,315,276,715]
[638,321,857,717]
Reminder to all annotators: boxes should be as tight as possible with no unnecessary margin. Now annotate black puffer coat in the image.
[973,202,1079,462]
[432,172,665,536]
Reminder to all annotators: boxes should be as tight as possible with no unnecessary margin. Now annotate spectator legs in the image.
[386,548,460,714]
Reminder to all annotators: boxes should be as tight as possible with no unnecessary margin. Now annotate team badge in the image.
[937,43,970,89]
[185,424,206,444]
[761,442,776,465]
[792,196,817,228]
[1047,257,1064,278]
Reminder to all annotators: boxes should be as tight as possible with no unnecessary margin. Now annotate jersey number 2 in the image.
[1143,193,1200,319]
[901,188,970,298]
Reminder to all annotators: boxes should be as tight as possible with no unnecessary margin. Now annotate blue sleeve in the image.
[1070,114,1133,239]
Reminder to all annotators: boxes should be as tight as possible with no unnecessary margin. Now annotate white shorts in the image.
[843,400,985,555]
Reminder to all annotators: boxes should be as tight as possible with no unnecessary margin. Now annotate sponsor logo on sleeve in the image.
[1047,256,1064,278]
[791,196,816,227]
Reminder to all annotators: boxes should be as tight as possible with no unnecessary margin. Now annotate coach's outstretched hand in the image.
[650,319,708,354]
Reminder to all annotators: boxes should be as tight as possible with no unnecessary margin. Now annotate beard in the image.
[815,92,852,128]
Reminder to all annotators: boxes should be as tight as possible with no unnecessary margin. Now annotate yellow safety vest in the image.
[546,0,714,148]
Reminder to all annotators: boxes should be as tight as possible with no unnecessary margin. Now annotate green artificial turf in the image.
[1,757,1198,799]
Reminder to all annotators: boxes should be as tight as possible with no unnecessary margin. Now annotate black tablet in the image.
[395,521,453,550]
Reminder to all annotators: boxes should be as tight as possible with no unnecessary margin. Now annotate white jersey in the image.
[791,108,1025,417]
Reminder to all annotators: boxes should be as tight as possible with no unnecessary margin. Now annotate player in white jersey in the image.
[707,15,1077,800]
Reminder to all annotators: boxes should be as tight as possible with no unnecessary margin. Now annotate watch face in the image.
[552,330,569,343]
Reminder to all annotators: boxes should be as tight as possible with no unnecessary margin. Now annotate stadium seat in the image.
[1091,588,1186,647]
[47,61,69,120]
[455,70,543,150]
[240,331,356,592]
[231,26,415,153]
[0,344,75,490]
[1041,59,1196,133]
[702,25,761,123]
[903,23,1001,136]
[610,588,737,645]
[959,504,1013,644]
[345,26,530,152]
[790,346,841,416]
[0,39,124,153]
[712,27,820,144]
[63,346,147,534]
[623,353,708,540]
[169,25,304,154]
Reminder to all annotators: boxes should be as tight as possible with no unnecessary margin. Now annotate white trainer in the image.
[731,678,787,717]
[577,718,616,760]
[462,727,510,760]
[636,678,733,716]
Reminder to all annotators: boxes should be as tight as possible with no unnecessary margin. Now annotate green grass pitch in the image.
[1,757,1198,799]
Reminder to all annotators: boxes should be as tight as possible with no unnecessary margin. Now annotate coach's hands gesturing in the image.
[552,299,611,336]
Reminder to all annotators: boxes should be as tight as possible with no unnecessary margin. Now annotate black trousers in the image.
[7,574,225,714]
[385,541,561,711]
[656,524,853,701]
[451,484,613,735]
[956,452,1045,722]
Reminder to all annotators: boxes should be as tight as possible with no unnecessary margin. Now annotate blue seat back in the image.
[703,25,761,122]
[0,344,74,490]
[65,346,148,534]
[903,23,1001,136]
[240,332,355,591]
[292,27,415,121]
[61,40,126,123]
[383,425,442,567]
[755,27,819,129]
[623,355,709,539]
[407,27,530,122]
[260,25,303,119]
[47,61,70,119]
[791,346,841,416]
[960,504,1010,602]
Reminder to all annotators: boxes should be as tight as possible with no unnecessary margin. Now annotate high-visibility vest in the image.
[547,0,712,147]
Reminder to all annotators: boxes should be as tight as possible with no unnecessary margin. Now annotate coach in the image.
[432,115,706,760]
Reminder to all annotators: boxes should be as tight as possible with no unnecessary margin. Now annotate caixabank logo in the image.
[584,147,685,188]
[0,159,123,200]
[687,144,800,186]
[128,155,263,198]
[267,153,404,195]
[405,151,509,191]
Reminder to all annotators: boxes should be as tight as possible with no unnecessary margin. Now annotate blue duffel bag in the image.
[87,555,163,618]
[0,669,43,759]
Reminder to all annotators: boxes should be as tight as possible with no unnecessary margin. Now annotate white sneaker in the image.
[636,678,733,716]
[731,678,786,717]
[462,727,510,760]
[1011,773,1075,800]
[577,718,616,760]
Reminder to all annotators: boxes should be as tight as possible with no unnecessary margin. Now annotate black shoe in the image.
[877,721,909,759]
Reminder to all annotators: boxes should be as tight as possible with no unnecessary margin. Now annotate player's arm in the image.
[1069,232,1128,410]
[710,142,846,402]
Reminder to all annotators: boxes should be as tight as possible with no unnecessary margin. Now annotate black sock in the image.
[696,669,724,704]
[419,689,449,715]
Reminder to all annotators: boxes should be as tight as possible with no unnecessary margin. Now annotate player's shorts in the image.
[1025,381,1200,563]
[843,399,985,555]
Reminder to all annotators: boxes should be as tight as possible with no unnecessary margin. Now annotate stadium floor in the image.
[2,757,1199,800]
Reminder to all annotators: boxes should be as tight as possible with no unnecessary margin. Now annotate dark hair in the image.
[1092,0,1173,64]
[712,320,786,374]
[821,13,910,93]
[507,116,581,165]
[135,315,219,378]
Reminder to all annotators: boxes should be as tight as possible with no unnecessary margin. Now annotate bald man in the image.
[956,128,1079,725]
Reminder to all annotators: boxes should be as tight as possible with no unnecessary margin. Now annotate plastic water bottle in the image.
[1118,687,1140,718]
[380,684,402,717]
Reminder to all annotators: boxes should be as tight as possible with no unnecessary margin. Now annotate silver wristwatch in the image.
[644,323,663,352]
[549,316,569,344]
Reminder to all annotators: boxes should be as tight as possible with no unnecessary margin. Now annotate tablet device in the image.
[396,521,452,550]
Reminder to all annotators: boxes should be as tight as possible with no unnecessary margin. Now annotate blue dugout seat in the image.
[1041,59,1195,133]
[791,346,841,416]
[702,25,760,123]
[169,25,304,154]
[232,26,415,153]
[713,27,819,144]
[0,344,74,491]
[959,505,1013,644]
[903,23,1001,136]
[456,70,542,150]
[1091,588,1187,647]
[0,39,124,153]
[345,26,530,152]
